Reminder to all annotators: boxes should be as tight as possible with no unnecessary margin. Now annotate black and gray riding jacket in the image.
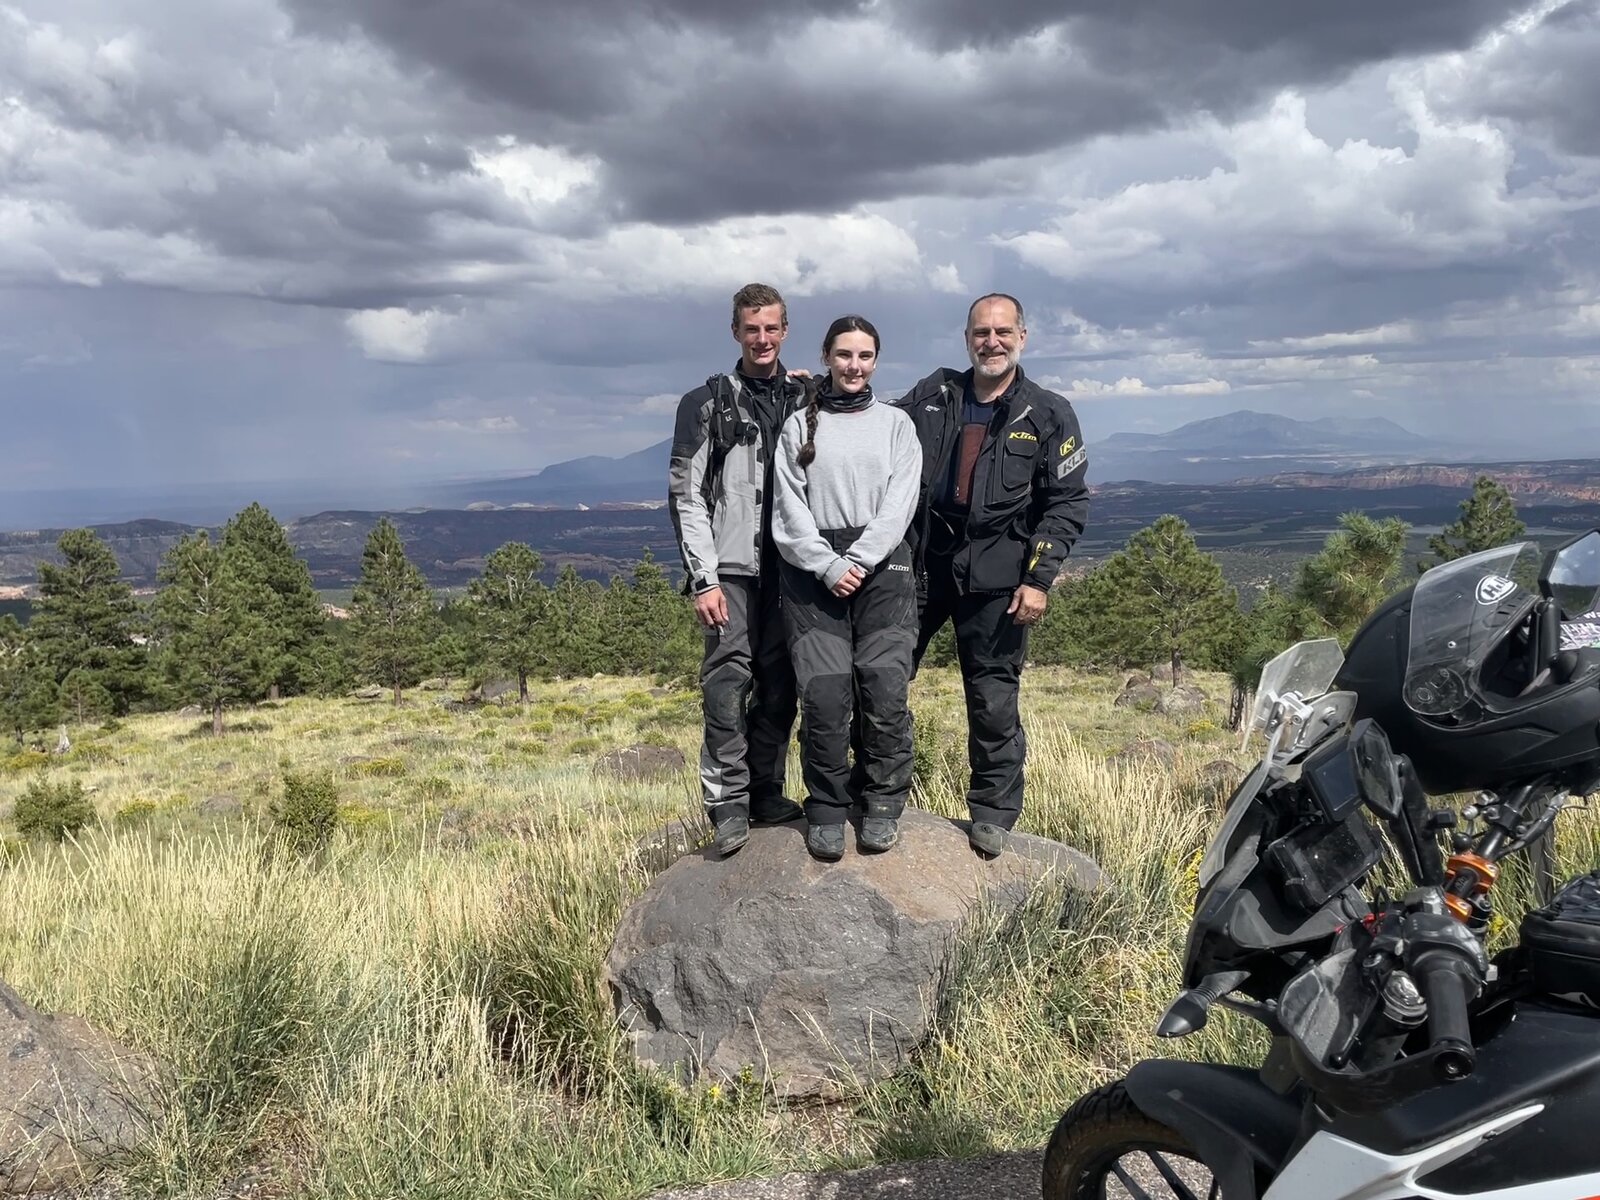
[895,366,1090,594]
[667,362,812,594]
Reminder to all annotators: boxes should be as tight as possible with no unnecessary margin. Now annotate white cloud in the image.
[1000,86,1570,288]
[638,392,681,415]
[1251,321,1419,351]
[553,211,932,298]
[412,414,523,434]
[1045,375,1233,398]
[345,307,461,363]
[929,263,964,293]
[471,138,598,210]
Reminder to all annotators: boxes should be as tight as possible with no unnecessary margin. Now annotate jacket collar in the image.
[731,359,797,390]
[951,364,1028,409]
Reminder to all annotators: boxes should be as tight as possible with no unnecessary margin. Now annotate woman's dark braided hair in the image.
[798,314,880,470]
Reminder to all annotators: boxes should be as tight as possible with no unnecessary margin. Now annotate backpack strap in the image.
[705,373,743,454]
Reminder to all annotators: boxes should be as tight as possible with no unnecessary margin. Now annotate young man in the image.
[667,283,813,854]
[896,293,1090,856]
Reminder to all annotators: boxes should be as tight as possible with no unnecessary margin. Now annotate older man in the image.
[897,294,1090,855]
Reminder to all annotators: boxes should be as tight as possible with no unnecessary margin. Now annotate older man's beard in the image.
[970,345,1021,380]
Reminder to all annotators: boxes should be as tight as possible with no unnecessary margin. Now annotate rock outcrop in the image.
[0,981,158,1195]
[604,809,1102,1099]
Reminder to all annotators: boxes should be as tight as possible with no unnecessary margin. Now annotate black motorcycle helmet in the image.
[1335,539,1600,796]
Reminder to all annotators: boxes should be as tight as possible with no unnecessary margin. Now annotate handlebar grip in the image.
[1417,955,1476,1081]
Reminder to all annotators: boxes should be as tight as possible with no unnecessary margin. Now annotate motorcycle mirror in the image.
[1541,528,1600,619]
[1350,718,1402,819]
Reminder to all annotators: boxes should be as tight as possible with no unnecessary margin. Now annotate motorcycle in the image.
[1043,529,1600,1200]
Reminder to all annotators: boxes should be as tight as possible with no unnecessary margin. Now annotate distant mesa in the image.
[427,439,672,509]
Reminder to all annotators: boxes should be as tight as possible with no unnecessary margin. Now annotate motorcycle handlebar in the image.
[1415,953,1476,1081]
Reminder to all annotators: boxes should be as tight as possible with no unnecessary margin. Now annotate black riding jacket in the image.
[895,366,1089,594]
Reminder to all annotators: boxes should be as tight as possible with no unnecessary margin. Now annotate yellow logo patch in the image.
[1009,430,1038,442]
[1060,436,1076,456]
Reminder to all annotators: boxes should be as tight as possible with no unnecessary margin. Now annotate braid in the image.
[797,393,821,470]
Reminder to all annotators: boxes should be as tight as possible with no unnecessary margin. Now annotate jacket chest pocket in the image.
[996,436,1036,494]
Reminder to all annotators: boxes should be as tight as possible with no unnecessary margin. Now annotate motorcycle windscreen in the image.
[1405,542,1540,718]
[1251,638,1345,730]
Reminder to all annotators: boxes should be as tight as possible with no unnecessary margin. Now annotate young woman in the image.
[772,316,923,861]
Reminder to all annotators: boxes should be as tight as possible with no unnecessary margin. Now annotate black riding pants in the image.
[913,550,1029,829]
[698,575,797,822]
[783,535,916,825]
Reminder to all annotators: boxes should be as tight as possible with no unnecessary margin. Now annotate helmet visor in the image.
[1405,542,1541,717]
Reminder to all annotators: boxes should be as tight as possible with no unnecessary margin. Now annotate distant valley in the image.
[5,410,1599,598]
[6,467,1600,599]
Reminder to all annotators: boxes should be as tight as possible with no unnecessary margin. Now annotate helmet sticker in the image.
[1476,575,1517,605]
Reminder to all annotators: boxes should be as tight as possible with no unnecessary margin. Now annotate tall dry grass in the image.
[0,667,1594,1197]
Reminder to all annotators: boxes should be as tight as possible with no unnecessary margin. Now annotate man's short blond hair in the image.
[731,283,788,330]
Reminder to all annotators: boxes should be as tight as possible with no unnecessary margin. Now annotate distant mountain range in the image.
[424,409,1462,507]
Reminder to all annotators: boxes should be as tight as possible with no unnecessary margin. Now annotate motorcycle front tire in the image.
[1043,1079,1219,1200]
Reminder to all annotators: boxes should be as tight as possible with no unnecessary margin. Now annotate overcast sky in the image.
[3,0,1600,501]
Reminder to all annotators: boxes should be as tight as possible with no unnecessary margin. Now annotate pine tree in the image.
[1026,572,1083,667]
[306,617,359,697]
[351,520,437,704]
[152,532,271,735]
[59,668,113,725]
[544,565,604,678]
[1295,512,1409,642]
[431,599,476,683]
[0,616,59,746]
[1221,514,1411,728]
[635,551,701,680]
[1424,476,1526,568]
[611,550,700,679]
[1222,586,1312,730]
[28,529,146,715]
[1078,515,1239,679]
[221,502,326,699]
[465,542,548,701]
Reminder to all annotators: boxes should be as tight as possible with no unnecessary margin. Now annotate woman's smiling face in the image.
[825,330,877,394]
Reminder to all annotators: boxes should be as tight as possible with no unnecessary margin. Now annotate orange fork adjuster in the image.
[1444,852,1500,922]
[1443,893,1475,923]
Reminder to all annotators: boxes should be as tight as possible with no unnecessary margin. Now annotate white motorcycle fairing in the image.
[1264,1104,1600,1200]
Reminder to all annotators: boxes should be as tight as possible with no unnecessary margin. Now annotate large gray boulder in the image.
[0,981,158,1194]
[603,809,1103,1099]
[1156,684,1211,718]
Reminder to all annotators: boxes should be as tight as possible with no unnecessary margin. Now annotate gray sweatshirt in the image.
[772,400,923,589]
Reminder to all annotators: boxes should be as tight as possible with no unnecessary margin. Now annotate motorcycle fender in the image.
[1126,1061,1301,1200]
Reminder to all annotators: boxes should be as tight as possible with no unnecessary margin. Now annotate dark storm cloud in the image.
[1446,0,1600,157]
[896,0,1521,61]
[5,0,1600,501]
[283,0,870,123]
[285,0,1526,225]
[596,68,1160,224]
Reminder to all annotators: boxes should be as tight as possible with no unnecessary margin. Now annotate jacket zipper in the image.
[749,380,804,582]
[917,393,961,590]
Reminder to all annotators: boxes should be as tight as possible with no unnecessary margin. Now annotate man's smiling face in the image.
[733,303,787,375]
[966,297,1026,380]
